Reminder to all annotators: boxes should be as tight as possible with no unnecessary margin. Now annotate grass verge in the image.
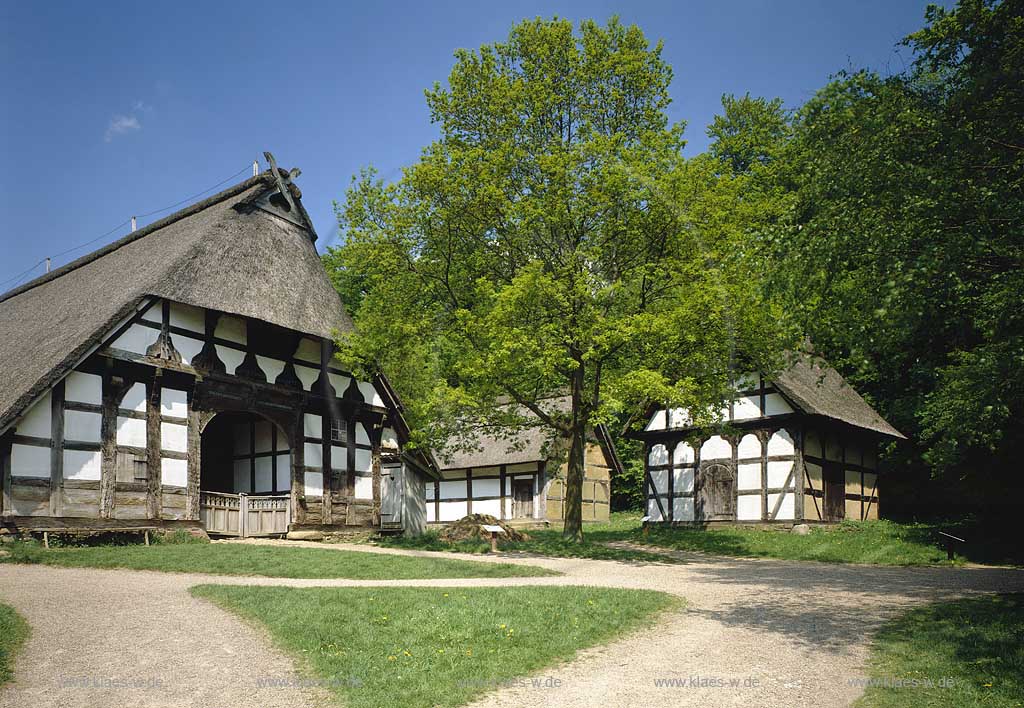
[383,513,1020,567]
[0,541,556,579]
[855,593,1024,707]
[0,603,29,686]
[191,585,676,708]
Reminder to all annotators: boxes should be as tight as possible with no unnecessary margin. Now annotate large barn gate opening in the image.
[199,412,291,537]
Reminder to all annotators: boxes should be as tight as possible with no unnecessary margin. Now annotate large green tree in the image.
[751,0,1023,510]
[326,17,785,538]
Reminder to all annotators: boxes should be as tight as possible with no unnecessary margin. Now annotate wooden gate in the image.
[823,463,845,522]
[697,462,736,521]
[512,480,534,519]
[199,491,291,537]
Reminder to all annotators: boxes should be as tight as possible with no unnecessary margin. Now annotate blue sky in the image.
[1,0,944,290]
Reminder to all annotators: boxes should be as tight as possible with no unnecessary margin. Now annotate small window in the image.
[116,451,148,483]
[330,418,347,444]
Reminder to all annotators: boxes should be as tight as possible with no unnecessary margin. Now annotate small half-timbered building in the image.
[428,397,621,525]
[637,352,904,525]
[0,163,435,537]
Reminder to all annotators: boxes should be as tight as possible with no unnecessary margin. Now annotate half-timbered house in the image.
[636,352,904,525]
[0,162,436,538]
[428,396,621,525]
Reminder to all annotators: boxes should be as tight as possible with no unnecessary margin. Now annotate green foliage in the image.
[745,0,1024,498]
[0,603,29,686]
[856,594,1024,707]
[326,17,790,538]
[707,93,790,174]
[0,540,555,578]
[192,585,676,708]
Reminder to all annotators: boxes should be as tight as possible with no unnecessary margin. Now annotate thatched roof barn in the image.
[0,164,434,537]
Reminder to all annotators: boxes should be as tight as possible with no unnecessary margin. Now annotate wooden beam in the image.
[498,465,506,520]
[793,427,805,522]
[145,376,162,520]
[49,379,65,517]
[185,406,202,520]
[1,434,12,518]
[466,468,473,515]
[100,374,131,519]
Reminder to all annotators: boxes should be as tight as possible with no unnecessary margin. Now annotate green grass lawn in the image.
[192,585,676,708]
[0,540,556,579]
[0,603,29,686]
[855,594,1024,708]
[379,513,1022,567]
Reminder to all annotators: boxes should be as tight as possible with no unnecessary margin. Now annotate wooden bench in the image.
[25,526,161,549]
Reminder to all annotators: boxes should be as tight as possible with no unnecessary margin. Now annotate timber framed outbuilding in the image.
[635,352,904,525]
[0,160,436,537]
[428,396,621,524]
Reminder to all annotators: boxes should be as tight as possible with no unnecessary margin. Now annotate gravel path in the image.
[2,542,1023,708]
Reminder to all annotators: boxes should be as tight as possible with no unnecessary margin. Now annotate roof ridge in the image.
[0,172,276,304]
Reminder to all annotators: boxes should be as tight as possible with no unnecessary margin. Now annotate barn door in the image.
[512,480,533,519]
[697,461,736,521]
[823,463,845,522]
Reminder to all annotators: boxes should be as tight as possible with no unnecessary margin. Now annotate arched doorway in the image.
[199,412,292,536]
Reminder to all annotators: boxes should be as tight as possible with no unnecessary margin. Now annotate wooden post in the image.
[490,531,498,553]
[43,531,49,549]
[1,435,12,519]
[185,408,202,520]
[146,376,162,520]
[498,466,506,520]
[466,468,473,516]
[50,379,66,518]
[144,529,150,546]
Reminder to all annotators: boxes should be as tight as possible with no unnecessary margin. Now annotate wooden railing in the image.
[199,491,290,537]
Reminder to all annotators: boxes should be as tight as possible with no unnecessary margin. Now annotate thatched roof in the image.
[0,170,353,433]
[773,352,905,439]
[434,396,623,474]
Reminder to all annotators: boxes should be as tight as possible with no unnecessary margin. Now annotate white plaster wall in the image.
[215,315,247,344]
[294,365,319,391]
[65,371,102,405]
[161,422,188,453]
[140,299,162,324]
[111,324,159,355]
[425,484,435,500]
[304,470,323,497]
[304,443,323,468]
[648,444,668,466]
[64,450,102,481]
[767,429,796,456]
[255,457,273,491]
[672,467,694,494]
[174,335,204,365]
[11,444,49,478]
[737,434,761,459]
[354,474,373,499]
[649,468,668,495]
[736,494,761,520]
[701,435,732,461]
[672,497,695,521]
[257,356,286,384]
[667,408,691,428]
[355,448,372,473]
[331,446,347,471]
[214,346,245,375]
[473,478,501,497]
[161,388,188,418]
[674,442,695,463]
[233,459,250,492]
[438,500,467,521]
[161,458,188,487]
[737,463,761,490]
[328,373,351,397]
[116,417,146,448]
[427,504,436,523]
[64,411,101,443]
[646,497,664,522]
[121,383,147,413]
[645,410,666,431]
[276,454,291,491]
[303,413,322,439]
[474,498,502,517]
[358,381,385,407]
[768,492,795,520]
[16,392,51,438]
[168,302,204,333]
[294,338,321,365]
[767,460,795,488]
[733,396,761,420]
[764,393,794,416]
[355,423,371,446]
[439,480,467,498]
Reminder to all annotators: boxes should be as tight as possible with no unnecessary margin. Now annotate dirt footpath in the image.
[2,543,1022,708]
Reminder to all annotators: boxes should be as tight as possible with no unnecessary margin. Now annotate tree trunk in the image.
[562,365,586,542]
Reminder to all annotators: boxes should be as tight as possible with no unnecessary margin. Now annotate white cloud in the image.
[104,114,141,142]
